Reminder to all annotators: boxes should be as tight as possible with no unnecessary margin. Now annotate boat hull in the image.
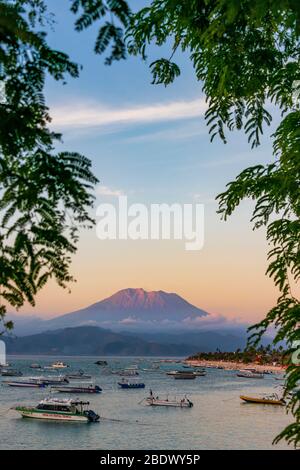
[240,395,285,405]
[118,383,145,389]
[237,374,264,379]
[52,387,101,394]
[6,382,46,388]
[15,407,89,422]
[146,399,193,408]
[174,375,196,380]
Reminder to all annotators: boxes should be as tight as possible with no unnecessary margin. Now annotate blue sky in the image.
[18,0,283,323]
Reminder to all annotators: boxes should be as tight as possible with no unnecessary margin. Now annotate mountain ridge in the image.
[42,287,209,331]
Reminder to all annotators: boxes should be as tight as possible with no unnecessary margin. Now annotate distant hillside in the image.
[3,326,196,356]
[2,325,252,356]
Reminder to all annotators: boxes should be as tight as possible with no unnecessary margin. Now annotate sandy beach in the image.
[184,359,286,374]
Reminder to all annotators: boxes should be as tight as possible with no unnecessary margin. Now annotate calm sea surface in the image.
[0,356,292,450]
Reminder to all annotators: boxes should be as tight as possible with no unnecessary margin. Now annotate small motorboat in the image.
[48,361,69,369]
[13,398,100,422]
[66,370,92,380]
[240,393,285,406]
[237,370,264,379]
[118,379,145,389]
[145,391,193,408]
[1,369,23,377]
[95,360,108,366]
[51,384,102,394]
[193,371,206,377]
[30,364,42,370]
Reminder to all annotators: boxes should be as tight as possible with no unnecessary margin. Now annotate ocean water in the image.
[0,356,292,450]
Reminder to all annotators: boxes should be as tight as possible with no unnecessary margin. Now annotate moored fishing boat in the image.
[51,384,102,394]
[237,370,264,379]
[118,379,145,389]
[240,393,285,405]
[145,391,193,408]
[13,398,100,422]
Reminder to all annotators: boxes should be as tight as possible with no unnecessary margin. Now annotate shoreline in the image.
[185,359,286,374]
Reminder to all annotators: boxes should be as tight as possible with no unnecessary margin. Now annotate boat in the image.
[145,391,193,408]
[118,368,139,377]
[51,384,102,394]
[66,370,92,380]
[240,393,285,405]
[193,371,206,377]
[95,360,108,366]
[173,371,196,380]
[237,370,264,379]
[118,379,145,389]
[48,361,69,369]
[33,376,69,385]
[1,369,23,377]
[13,398,100,422]
[4,380,46,388]
[30,364,42,369]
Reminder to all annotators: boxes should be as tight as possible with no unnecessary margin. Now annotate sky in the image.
[12,0,285,324]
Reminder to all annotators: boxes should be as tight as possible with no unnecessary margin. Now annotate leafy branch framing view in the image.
[0,0,299,447]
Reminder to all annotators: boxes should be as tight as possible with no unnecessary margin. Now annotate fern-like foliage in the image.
[0,1,98,331]
[70,0,131,64]
[217,110,300,447]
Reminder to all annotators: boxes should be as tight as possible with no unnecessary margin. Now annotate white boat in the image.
[13,398,100,423]
[47,361,69,369]
[237,369,264,379]
[145,391,193,408]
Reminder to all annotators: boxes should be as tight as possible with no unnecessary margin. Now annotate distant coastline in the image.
[185,359,285,374]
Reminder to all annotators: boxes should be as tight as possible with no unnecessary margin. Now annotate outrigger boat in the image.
[145,391,193,408]
[240,393,285,406]
[51,384,102,394]
[118,379,145,389]
[13,398,100,422]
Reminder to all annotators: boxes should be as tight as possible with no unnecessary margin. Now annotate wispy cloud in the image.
[96,185,125,197]
[50,98,207,130]
[124,121,207,143]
